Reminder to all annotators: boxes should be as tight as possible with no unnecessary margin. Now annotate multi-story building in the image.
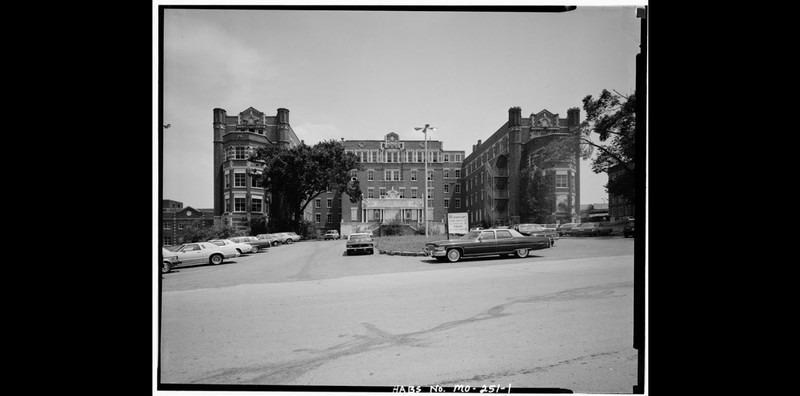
[462,107,581,227]
[212,107,302,231]
[315,132,464,235]
[161,200,214,246]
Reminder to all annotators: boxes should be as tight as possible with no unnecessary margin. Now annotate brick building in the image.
[212,107,302,231]
[608,163,634,221]
[161,200,214,246]
[314,132,464,235]
[462,107,581,228]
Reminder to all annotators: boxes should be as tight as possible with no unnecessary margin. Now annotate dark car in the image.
[623,220,635,238]
[570,222,613,237]
[346,233,374,255]
[424,228,552,263]
[229,236,272,253]
[557,223,578,236]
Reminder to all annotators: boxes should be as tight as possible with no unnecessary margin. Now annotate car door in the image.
[474,231,497,255]
[175,243,205,265]
[494,229,516,253]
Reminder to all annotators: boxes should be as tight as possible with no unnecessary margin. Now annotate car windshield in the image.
[350,234,371,241]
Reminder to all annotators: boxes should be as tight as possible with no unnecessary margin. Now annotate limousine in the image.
[424,228,552,262]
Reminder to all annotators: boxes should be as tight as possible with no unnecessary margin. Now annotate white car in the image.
[208,239,253,254]
[172,242,240,267]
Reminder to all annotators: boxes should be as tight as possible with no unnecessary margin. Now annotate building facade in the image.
[462,107,581,228]
[212,107,302,231]
[314,132,464,234]
[161,200,214,246]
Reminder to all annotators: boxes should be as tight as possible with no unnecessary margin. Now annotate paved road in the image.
[158,237,637,392]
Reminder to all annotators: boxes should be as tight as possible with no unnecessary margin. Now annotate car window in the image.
[479,231,495,240]
[496,230,512,239]
[183,244,200,251]
[210,241,224,246]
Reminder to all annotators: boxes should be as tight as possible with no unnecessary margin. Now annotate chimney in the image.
[508,106,522,127]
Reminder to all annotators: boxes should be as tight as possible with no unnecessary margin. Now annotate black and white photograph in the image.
[155,1,647,394]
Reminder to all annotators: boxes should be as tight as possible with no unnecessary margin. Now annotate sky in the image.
[156,1,645,210]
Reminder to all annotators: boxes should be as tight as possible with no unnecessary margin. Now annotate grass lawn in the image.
[373,234,454,253]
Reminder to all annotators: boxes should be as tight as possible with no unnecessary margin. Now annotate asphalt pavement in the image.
[157,236,638,392]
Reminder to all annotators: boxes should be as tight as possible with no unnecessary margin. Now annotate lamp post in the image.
[414,124,437,238]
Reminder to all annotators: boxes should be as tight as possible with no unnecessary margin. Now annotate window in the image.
[454,169,461,178]
[479,231,495,240]
[163,221,171,230]
[368,188,374,199]
[351,169,358,178]
[373,210,381,220]
[444,199,450,208]
[234,197,246,212]
[407,151,414,162]
[411,170,417,181]
[411,187,418,199]
[225,171,230,188]
[444,154,450,162]
[351,207,358,221]
[235,146,247,159]
[444,184,449,193]
[380,187,386,198]
[315,199,321,208]
[496,230,512,239]
[251,198,263,213]
[251,174,262,188]
[327,198,332,208]
[427,170,434,181]
[455,198,461,208]
[315,213,321,223]
[444,168,450,178]
[368,170,374,181]
[225,198,230,212]
[455,185,461,193]
[556,174,568,188]
[427,187,434,199]
[234,172,246,187]
[326,213,332,224]
[399,187,406,198]
[387,151,398,163]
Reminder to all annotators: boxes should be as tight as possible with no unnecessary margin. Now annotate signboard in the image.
[447,212,469,235]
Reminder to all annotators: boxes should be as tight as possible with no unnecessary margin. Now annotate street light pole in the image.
[414,124,437,238]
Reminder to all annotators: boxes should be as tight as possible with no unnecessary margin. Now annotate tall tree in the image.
[529,89,636,202]
[250,140,363,229]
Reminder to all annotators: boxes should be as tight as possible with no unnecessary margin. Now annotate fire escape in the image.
[484,152,510,224]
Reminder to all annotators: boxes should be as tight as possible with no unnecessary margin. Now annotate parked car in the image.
[539,224,558,233]
[346,233,374,255]
[556,223,578,236]
[570,222,613,237]
[623,219,635,238]
[425,228,552,263]
[514,223,558,243]
[323,230,341,240]
[256,234,282,246]
[171,242,240,268]
[161,247,181,274]
[208,239,254,254]
[229,236,271,253]
[281,232,302,243]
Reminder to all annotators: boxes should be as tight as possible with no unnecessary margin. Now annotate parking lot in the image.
[158,235,638,392]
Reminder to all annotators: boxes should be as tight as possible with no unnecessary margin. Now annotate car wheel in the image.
[286,239,293,244]
[251,246,259,253]
[161,262,172,274]
[446,249,461,263]
[515,248,529,258]
[210,254,224,265]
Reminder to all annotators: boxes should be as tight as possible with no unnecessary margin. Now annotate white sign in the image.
[447,212,469,235]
